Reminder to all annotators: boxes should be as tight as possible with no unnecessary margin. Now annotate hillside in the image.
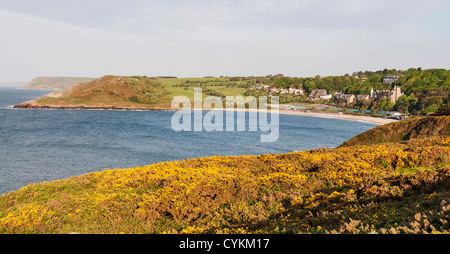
[19,77,96,90]
[340,115,450,147]
[12,75,249,109]
[13,75,171,110]
[0,116,449,234]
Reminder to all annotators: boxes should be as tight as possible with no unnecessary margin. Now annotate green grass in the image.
[157,77,247,103]
[27,76,249,109]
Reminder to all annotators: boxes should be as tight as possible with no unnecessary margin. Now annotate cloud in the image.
[0,9,186,80]
[0,0,448,81]
[1,0,445,35]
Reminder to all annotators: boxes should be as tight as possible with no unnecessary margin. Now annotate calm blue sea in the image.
[0,87,378,194]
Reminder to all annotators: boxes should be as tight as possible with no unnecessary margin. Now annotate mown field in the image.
[0,116,449,234]
[156,77,247,104]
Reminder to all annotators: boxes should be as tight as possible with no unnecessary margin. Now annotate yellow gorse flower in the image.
[0,132,448,234]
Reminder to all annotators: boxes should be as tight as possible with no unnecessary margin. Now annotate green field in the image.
[157,77,248,104]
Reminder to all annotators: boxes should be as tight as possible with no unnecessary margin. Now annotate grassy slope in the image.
[340,115,450,147]
[0,116,449,234]
[32,75,171,109]
[25,76,247,109]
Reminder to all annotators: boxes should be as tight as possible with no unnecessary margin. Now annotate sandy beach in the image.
[278,109,398,124]
[205,107,398,125]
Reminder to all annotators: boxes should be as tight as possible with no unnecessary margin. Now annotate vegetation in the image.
[0,115,449,234]
[340,115,450,146]
[30,75,171,109]
[16,75,249,109]
[17,68,450,115]
[244,68,450,115]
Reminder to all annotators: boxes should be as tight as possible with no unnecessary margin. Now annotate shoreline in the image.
[278,109,397,124]
[211,107,397,125]
[11,102,397,125]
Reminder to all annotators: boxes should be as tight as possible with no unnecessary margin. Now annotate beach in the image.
[207,107,398,125]
[278,109,398,124]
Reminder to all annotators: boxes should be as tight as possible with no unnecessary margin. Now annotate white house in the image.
[270,87,280,93]
[320,94,332,100]
[294,89,303,95]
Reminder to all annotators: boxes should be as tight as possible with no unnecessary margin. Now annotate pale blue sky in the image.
[0,0,449,81]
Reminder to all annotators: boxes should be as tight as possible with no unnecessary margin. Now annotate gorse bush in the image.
[0,116,449,234]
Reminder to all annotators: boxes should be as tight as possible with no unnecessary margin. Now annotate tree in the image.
[394,95,410,113]
[423,104,440,115]
[354,99,371,110]
[379,98,395,111]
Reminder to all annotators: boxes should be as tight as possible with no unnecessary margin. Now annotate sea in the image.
[0,87,378,194]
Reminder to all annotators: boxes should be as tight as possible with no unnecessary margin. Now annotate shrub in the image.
[128,95,140,103]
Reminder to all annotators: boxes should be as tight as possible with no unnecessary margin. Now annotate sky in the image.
[0,0,449,82]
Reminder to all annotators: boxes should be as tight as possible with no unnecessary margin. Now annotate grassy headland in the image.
[0,115,449,234]
[14,75,172,110]
[13,75,247,110]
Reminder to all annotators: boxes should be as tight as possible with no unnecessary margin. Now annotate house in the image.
[353,76,368,82]
[370,88,391,99]
[320,94,332,100]
[280,89,289,94]
[288,88,304,95]
[294,89,303,95]
[340,94,356,104]
[308,89,328,101]
[356,94,370,102]
[370,86,403,103]
[270,87,280,93]
[382,75,403,84]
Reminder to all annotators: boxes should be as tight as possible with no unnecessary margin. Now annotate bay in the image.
[0,87,377,194]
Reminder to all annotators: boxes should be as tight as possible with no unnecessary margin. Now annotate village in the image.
[249,75,406,119]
